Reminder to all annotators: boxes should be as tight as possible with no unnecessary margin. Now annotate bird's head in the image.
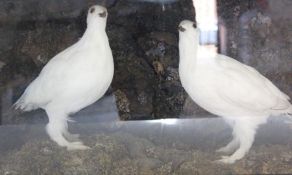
[178,20,199,39]
[86,5,108,28]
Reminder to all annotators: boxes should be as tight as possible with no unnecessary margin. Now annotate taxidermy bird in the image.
[178,20,292,164]
[14,5,114,150]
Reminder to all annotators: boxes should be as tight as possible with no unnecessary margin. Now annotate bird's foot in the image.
[66,142,91,151]
[216,146,232,154]
[64,133,80,142]
[215,148,246,164]
[216,138,239,154]
[216,144,237,154]
[215,155,236,164]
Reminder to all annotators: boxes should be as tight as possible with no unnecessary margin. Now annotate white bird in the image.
[178,20,292,164]
[14,5,114,150]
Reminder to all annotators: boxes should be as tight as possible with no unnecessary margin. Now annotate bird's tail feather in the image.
[13,94,36,112]
[288,105,292,116]
[2,98,30,121]
[284,105,292,115]
[284,105,292,126]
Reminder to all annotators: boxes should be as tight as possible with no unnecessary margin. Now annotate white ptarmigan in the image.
[178,20,292,164]
[14,5,114,150]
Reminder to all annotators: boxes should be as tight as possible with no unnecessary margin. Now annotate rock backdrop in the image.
[0,0,291,122]
[216,0,292,106]
[0,0,197,122]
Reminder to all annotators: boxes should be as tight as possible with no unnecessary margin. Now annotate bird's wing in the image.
[215,54,290,112]
[18,43,82,106]
[39,43,79,76]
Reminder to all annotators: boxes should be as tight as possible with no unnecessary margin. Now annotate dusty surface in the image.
[0,118,292,175]
[0,132,292,175]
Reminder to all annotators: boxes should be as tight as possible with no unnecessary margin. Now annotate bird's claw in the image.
[64,133,80,142]
[216,147,230,153]
[215,155,236,164]
[66,142,91,151]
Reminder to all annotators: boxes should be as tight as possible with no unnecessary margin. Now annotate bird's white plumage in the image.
[178,20,292,163]
[15,5,114,150]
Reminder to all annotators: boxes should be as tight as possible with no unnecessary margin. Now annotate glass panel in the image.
[0,0,291,174]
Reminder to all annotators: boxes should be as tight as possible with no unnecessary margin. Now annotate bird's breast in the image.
[179,66,231,115]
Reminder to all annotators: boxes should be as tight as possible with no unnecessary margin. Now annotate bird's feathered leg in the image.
[217,116,268,164]
[216,131,239,154]
[63,119,81,142]
[45,107,90,150]
[216,119,239,154]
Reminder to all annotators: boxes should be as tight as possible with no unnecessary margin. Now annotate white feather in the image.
[14,5,114,150]
[178,20,292,163]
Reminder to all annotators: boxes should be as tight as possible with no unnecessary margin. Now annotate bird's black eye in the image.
[99,11,107,18]
[90,8,95,13]
[193,22,197,28]
[178,25,186,32]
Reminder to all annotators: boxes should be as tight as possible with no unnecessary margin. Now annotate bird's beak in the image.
[99,11,107,18]
[178,26,186,32]
[193,22,197,28]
